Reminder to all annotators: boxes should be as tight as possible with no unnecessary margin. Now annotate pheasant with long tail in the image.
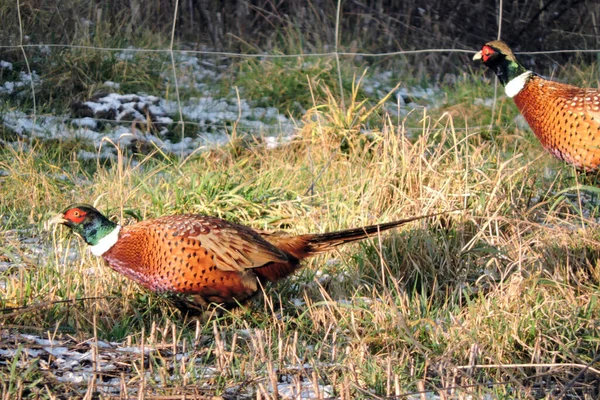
[50,204,447,311]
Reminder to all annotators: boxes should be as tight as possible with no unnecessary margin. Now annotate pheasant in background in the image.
[50,204,446,311]
[473,40,600,171]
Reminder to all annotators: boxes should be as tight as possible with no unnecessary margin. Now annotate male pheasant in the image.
[473,40,600,171]
[50,204,444,311]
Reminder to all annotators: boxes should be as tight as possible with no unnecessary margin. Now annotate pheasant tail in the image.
[263,212,446,260]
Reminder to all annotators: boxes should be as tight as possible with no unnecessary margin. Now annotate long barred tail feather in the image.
[263,210,459,260]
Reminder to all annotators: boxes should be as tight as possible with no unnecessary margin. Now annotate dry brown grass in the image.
[1,75,599,398]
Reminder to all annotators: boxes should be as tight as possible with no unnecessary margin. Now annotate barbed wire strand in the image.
[2,43,598,57]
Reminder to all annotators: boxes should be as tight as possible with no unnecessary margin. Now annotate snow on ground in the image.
[275,375,334,399]
[1,98,294,158]
[0,70,40,96]
[0,54,444,159]
[0,60,13,70]
[360,70,446,112]
[0,228,52,282]
[0,330,340,398]
[474,97,495,108]
[0,53,296,158]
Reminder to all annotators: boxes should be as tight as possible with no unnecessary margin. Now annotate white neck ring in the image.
[89,225,121,256]
[505,71,533,98]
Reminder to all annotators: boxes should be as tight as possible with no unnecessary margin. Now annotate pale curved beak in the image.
[473,51,483,61]
[47,214,67,229]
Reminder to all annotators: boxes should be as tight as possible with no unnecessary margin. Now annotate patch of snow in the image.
[395,86,439,107]
[337,298,373,306]
[148,105,166,117]
[474,98,495,108]
[17,71,41,86]
[291,298,305,307]
[20,334,58,346]
[89,340,112,349]
[117,48,135,61]
[275,379,334,399]
[0,348,31,358]
[83,100,115,115]
[71,117,98,129]
[117,345,155,354]
[26,348,44,357]
[155,116,173,124]
[514,114,528,129]
[99,363,117,371]
[263,134,296,149]
[44,346,70,357]
[236,329,252,338]
[103,81,120,89]
[0,60,13,70]
[0,81,15,95]
[54,357,84,370]
[0,53,298,157]
[263,136,278,149]
[57,371,93,384]
[2,111,62,137]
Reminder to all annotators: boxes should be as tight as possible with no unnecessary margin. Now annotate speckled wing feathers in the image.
[153,214,291,272]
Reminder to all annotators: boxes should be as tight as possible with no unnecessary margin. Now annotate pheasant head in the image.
[50,204,121,256]
[473,40,530,92]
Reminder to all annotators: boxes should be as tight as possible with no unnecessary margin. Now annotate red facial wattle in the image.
[64,208,86,224]
[480,45,495,62]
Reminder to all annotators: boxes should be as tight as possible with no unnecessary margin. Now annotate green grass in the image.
[229,56,367,117]
[1,51,600,399]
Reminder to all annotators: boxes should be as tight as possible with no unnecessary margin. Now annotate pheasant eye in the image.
[66,208,86,222]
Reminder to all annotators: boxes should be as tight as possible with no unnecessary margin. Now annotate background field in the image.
[1,0,600,399]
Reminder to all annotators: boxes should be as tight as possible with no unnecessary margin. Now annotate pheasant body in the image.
[474,40,600,171]
[51,204,442,310]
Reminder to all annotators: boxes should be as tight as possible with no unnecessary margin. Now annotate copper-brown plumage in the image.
[51,205,446,310]
[512,75,600,169]
[474,40,600,171]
